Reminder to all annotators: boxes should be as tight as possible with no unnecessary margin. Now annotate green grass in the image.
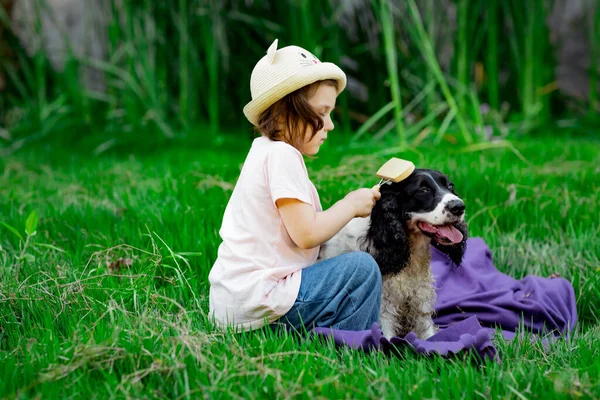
[1,133,599,399]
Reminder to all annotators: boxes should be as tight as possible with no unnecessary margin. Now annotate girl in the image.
[209,39,382,333]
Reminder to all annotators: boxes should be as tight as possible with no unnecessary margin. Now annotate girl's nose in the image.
[324,115,334,132]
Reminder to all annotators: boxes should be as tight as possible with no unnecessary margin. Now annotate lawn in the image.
[1,132,599,399]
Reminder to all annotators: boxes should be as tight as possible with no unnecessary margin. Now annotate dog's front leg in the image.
[415,314,437,339]
[379,303,398,338]
[415,298,438,339]
[423,319,437,339]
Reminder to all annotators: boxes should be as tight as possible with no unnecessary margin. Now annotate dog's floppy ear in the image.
[365,193,411,275]
[432,220,468,266]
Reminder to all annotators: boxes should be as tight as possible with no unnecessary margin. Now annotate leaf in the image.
[0,221,24,241]
[25,210,39,236]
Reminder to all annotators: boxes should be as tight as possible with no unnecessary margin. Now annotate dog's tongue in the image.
[419,222,463,244]
[436,224,463,244]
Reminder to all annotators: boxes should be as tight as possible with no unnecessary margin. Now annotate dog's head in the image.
[367,168,468,275]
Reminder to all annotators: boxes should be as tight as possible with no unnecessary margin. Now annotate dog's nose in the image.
[446,200,465,216]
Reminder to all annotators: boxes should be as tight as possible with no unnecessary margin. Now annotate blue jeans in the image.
[276,251,382,332]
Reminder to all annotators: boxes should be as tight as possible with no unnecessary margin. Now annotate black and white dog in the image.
[318,169,468,339]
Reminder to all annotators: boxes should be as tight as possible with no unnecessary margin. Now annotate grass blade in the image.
[405,0,473,144]
[352,102,395,141]
[379,0,406,148]
[487,0,499,110]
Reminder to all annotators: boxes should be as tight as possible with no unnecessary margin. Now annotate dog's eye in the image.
[447,183,455,190]
[418,187,430,194]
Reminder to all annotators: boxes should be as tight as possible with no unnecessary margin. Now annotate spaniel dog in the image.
[318,169,468,339]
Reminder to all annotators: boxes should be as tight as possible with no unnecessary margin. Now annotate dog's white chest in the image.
[379,256,437,339]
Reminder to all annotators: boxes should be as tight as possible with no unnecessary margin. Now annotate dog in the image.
[318,169,468,339]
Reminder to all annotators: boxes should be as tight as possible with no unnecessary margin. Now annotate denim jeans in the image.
[276,251,382,332]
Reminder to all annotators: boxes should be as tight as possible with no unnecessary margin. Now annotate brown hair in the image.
[256,79,338,151]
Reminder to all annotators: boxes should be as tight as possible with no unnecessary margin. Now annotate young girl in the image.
[209,39,382,333]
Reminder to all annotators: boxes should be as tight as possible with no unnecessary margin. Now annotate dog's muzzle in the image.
[446,200,465,217]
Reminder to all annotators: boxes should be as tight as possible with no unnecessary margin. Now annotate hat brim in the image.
[243,62,347,126]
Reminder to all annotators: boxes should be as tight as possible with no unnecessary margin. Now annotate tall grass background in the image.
[1,0,598,155]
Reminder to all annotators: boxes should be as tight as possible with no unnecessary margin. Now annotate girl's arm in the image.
[276,187,381,249]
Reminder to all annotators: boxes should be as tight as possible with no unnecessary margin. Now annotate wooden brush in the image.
[376,157,415,185]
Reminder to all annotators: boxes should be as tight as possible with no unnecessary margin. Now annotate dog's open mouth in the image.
[417,221,463,245]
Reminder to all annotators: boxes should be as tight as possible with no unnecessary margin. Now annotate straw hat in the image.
[243,39,347,126]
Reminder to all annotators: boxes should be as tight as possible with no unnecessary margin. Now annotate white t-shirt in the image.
[208,136,322,331]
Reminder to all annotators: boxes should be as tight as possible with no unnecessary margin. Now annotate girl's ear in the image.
[365,194,410,275]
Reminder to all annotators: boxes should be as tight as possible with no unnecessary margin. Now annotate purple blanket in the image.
[313,238,578,362]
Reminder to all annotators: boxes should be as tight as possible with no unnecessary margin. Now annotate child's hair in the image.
[256,79,339,150]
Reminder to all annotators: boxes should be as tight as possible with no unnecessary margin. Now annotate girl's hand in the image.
[276,185,382,249]
[344,186,382,218]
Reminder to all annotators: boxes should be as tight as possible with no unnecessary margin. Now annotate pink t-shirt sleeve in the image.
[266,146,314,207]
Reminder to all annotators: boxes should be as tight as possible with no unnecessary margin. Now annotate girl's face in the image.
[300,84,337,155]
